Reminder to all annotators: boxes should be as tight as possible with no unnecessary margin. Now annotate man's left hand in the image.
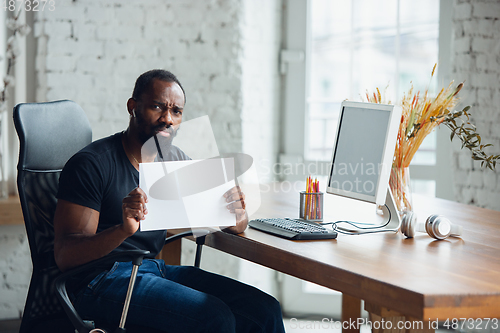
[223,186,248,234]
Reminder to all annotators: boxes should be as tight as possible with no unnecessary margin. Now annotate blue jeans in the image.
[72,260,285,332]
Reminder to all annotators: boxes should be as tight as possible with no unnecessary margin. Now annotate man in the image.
[54,69,285,332]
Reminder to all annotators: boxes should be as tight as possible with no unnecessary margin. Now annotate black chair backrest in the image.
[14,100,92,332]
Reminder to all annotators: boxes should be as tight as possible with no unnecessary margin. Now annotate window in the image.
[307,0,439,163]
[282,0,452,197]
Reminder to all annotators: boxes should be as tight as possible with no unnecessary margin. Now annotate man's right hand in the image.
[121,187,148,236]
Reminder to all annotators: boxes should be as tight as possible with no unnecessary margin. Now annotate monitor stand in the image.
[336,188,402,234]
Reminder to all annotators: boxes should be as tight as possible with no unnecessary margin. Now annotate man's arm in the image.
[54,188,148,272]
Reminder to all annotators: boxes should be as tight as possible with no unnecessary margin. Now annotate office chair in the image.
[14,100,205,333]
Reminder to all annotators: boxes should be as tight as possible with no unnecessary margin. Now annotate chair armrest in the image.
[164,230,195,244]
[54,249,150,333]
[165,231,207,268]
[165,229,211,245]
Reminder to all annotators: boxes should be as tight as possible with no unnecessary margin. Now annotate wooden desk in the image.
[165,188,500,330]
[0,195,24,226]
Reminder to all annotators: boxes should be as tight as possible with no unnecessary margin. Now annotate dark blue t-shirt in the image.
[57,132,190,258]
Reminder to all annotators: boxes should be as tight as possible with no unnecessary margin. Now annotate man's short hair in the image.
[132,69,186,103]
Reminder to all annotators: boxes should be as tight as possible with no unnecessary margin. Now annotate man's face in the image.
[133,79,185,145]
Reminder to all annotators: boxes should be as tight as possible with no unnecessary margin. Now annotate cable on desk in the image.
[319,204,397,235]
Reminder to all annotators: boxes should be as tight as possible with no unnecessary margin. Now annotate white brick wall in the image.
[451,0,500,210]
[1,0,282,320]
[35,0,247,147]
[0,226,31,320]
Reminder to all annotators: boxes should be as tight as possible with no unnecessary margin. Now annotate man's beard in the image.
[154,127,178,151]
[140,125,179,161]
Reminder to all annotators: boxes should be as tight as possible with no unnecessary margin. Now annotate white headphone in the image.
[400,211,463,240]
[132,109,136,118]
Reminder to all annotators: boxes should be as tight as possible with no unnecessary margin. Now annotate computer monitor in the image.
[326,101,402,231]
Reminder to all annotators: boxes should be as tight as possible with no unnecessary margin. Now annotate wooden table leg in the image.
[156,232,182,265]
[365,303,435,333]
[342,293,361,333]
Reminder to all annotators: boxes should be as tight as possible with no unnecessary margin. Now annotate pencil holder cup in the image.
[299,191,323,222]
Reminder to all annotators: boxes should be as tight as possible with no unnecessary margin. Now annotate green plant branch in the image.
[431,106,500,170]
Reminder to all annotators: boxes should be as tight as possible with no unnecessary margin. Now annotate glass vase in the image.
[389,166,413,216]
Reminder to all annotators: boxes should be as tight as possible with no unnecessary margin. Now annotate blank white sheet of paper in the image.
[139,158,236,231]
